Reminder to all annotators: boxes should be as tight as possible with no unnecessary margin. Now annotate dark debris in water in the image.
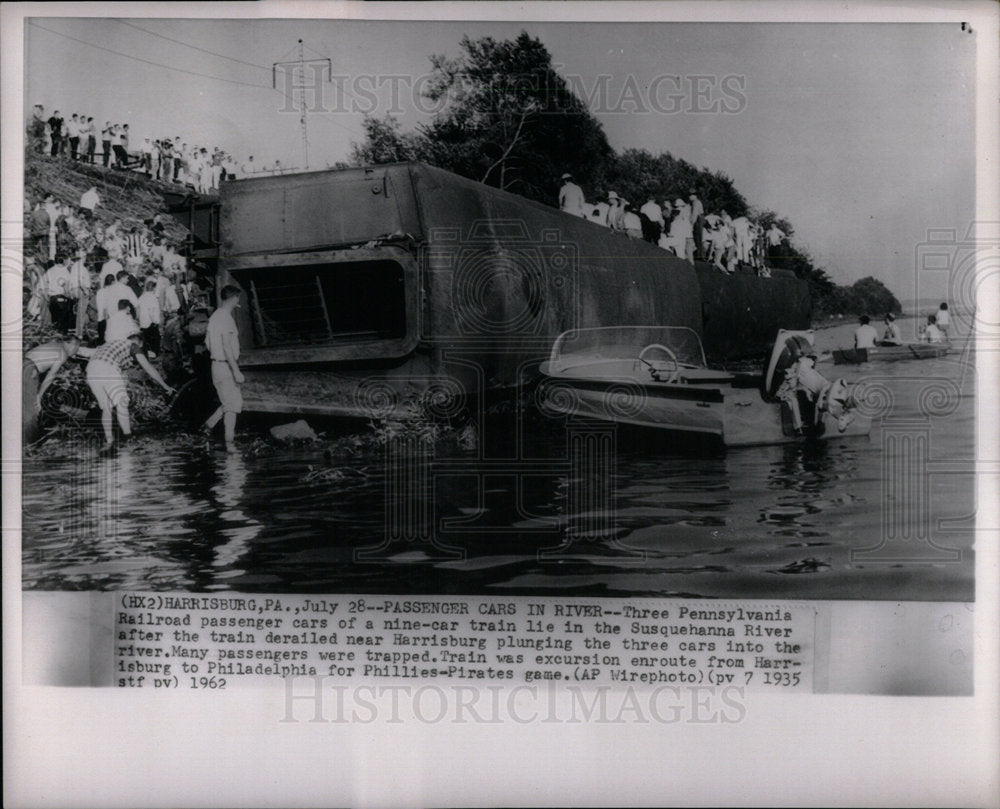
[300,465,374,485]
[771,557,832,574]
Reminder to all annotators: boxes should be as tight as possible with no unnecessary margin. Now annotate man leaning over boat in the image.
[775,348,855,435]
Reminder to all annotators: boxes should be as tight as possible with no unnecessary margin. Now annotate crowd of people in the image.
[558,173,787,276]
[25,188,197,346]
[21,174,248,454]
[27,103,297,196]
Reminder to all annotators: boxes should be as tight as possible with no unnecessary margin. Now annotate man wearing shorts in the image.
[87,328,174,454]
[203,285,244,452]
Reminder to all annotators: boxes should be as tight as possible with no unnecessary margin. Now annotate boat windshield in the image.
[549,326,707,368]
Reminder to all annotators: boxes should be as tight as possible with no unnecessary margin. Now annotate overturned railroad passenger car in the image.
[177,162,810,418]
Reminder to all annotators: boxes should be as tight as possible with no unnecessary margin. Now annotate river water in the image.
[21,318,977,600]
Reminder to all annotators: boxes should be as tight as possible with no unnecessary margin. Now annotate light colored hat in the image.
[561,173,572,180]
[608,191,619,200]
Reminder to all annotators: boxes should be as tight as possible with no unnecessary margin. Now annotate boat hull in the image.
[540,374,872,447]
[832,343,949,364]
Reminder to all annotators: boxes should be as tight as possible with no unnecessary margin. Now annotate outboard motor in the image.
[763,330,816,402]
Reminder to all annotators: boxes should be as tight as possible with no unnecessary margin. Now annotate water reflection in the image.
[22,345,976,600]
[210,450,261,574]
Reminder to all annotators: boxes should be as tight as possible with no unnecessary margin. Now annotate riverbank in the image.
[813,304,972,332]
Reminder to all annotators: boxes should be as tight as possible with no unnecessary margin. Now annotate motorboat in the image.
[538,327,871,447]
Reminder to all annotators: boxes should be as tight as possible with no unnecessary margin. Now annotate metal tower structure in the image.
[273,39,331,171]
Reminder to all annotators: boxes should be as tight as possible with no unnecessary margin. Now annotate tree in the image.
[350,115,422,166]
[347,31,867,322]
[848,276,901,317]
[600,149,749,214]
[424,32,614,202]
[351,32,613,205]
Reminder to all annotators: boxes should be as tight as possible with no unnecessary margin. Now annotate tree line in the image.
[349,31,899,319]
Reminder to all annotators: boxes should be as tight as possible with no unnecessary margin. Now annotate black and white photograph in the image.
[13,14,983,597]
[4,2,998,807]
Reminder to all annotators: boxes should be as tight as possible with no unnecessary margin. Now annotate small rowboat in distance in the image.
[831,342,950,365]
[538,327,871,448]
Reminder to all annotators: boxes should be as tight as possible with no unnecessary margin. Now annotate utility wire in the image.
[33,20,364,115]
[28,21,269,90]
[57,19,412,120]
[28,21,368,142]
[112,18,271,72]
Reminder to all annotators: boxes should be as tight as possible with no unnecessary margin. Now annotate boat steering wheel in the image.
[639,343,680,383]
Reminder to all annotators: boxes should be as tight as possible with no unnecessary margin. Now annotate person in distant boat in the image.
[558,173,585,217]
[922,314,944,343]
[881,313,902,346]
[854,315,879,349]
[935,302,950,337]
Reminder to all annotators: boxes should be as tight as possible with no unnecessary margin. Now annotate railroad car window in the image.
[231,260,406,347]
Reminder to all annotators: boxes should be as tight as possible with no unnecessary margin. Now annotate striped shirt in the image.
[91,339,142,371]
[124,232,147,260]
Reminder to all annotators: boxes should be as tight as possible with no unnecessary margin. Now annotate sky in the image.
[22,14,978,300]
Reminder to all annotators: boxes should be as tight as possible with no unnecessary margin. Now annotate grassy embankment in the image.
[23,151,196,446]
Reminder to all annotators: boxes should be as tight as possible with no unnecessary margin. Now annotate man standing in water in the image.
[87,328,174,455]
[202,285,244,452]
